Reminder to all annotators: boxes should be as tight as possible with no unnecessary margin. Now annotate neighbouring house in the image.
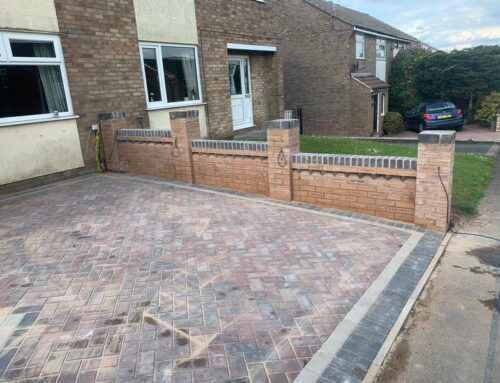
[278,0,420,136]
[194,0,284,138]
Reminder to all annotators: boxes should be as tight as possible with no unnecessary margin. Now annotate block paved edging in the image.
[294,232,445,383]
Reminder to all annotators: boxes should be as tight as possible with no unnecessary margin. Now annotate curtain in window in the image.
[229,63,237,95]
[179,50,198,100]
[34,44,68,113]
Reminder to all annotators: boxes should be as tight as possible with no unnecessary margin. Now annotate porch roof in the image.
[351,73,390,90]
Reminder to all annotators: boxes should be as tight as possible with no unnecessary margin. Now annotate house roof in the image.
[305,0,420,43]
[351,73,390,90]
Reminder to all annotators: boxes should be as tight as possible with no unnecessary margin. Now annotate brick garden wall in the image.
[291,155,417,222]
[100,114,455,232]
[193,155,269,196]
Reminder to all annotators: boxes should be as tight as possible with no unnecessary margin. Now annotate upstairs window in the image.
[140,43,202,109]
[355,33,365,59]
[0,32,73,125]
[376,38,387,59]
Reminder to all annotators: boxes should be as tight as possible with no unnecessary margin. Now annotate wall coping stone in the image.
[418,130,456,145]
[292,153,417,170]
[191,139,268,152]
[266,119,299,130]
[99,112,126,120]
[117,129,172,138]
[170,111,199,119]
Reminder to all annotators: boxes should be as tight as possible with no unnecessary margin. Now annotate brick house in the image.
[278,0,420,136]
[194,0,284,138]
[0,0,284,191]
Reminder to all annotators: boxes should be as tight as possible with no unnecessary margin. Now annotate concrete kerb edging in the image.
[292,233,424,383]
[362,231,453,383]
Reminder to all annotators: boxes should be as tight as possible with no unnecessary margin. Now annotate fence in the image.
[100,111,456,232]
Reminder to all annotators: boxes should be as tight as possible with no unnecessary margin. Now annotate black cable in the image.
[437,167,450,228]
[439,166,500,243]
[450,228,500,243]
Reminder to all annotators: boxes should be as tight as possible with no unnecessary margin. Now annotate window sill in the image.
[0,115,79,128]
[146,102,207,112]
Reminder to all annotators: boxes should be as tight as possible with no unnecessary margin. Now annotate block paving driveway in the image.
[0,175,411,383]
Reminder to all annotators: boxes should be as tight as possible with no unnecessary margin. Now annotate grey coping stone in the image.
[98,111,125,120]
[191,139,268,152]
[292,153,417,171]
[117,129,172,138]
[419,130,456,144]
[170,110,199,119]
[265,119,299,130]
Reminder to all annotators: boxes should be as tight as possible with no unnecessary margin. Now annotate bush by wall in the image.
[383,112,404,135]
[475,91,500,124]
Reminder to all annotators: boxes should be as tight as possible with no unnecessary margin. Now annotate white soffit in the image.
[227,43,277,52]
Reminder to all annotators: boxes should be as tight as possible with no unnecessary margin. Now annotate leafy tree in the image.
[389,45,500,119]
[388,48,428,115]
[475,91,500,124]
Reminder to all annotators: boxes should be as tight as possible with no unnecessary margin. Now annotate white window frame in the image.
[139,42,203,110]
[376,38,387,60]
[0,37,6,62]
[355,33,365,60]
[381,93,386,117]
[0,31,74,126]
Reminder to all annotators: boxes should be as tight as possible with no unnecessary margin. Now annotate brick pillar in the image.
[170,111,200,184]
[415,131,456,232]
[267,119,300,201]
[99,112,127,172]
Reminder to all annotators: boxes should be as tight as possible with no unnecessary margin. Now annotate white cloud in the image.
[344,0,500,50]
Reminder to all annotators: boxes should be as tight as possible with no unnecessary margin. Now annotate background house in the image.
[278,0,420,137]
[194,0,284,138]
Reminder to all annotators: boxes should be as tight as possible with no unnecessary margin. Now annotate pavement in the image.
[0,173,421,383]
[376,154,500,383]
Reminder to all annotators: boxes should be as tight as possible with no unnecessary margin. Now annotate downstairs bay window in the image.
[140,42,202,109]
[0,32,73,124]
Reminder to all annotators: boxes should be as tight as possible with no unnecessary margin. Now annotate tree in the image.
[389,45,500,119]
[388,48,428,115]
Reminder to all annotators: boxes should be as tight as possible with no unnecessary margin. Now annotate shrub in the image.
[383,112,404,135]
[475,92,500,124]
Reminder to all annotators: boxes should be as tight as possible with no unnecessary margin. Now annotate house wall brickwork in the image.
[100,114,455,232]
[279,0,402,137]
[279,0,353,136]
[194,0,283,138]
[54,0,148,169]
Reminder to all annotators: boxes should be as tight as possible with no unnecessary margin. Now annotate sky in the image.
[333,0,500,51]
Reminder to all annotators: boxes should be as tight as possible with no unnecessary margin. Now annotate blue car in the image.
[404,100,464,132]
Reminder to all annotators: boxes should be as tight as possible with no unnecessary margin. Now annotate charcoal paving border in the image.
[295,232,444,383]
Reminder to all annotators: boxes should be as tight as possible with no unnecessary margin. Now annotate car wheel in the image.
[418,123,424,133]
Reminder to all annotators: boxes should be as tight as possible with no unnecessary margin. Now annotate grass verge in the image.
[252,136,495,216]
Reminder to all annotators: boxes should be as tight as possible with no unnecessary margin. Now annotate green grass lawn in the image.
[253,136,496,216]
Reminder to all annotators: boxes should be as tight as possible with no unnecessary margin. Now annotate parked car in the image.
[404,100,464,132]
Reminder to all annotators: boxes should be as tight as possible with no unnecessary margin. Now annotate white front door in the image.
[376,38,387,81]
[228,56,253,130]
